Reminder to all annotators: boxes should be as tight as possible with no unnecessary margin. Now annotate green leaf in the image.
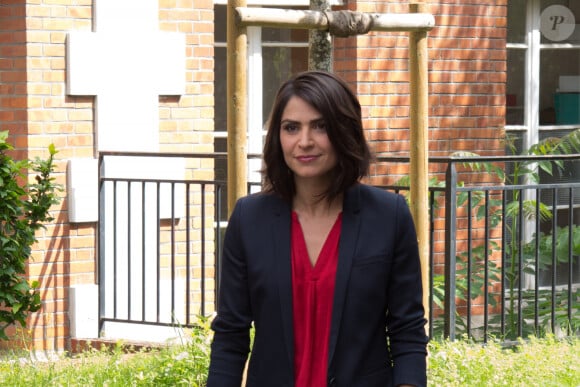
[12,303,22,314]
[0,130,9,144]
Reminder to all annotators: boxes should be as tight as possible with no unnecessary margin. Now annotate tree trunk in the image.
[309,0,332,71]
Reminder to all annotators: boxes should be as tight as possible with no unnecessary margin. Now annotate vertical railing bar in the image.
[444,161,458,340]
[567,187,574,336]
[534,188,541,335]
[113,180,118,319]
[141,182,146,323]
[517,189,524,337]
[483,190,490,343]
[215,184,223,312]
[170,182,176,323]
[466,192,473,337]
[156,182,161,323]
[551,188,558,332]
[97,156,106,335]
[201,183,207,317]
[185,182,191,326]
[127,181,132,321]
[500,189,507,337]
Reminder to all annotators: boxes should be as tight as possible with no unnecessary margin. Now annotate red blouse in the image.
[291,211,342,387]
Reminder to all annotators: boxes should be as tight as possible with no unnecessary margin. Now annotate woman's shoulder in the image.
[356,183,402,202]
[238,191,283,205]
[233,191,288,215]
[349,184,410,217]
[352,184,413,226]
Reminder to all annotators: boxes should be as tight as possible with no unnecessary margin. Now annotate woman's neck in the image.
[292,184,342,218]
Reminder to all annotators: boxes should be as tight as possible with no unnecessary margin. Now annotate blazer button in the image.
[328,376,337,386]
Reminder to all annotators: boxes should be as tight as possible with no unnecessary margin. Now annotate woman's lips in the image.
[296,155,318,162]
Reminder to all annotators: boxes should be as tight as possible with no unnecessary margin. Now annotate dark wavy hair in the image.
[262,71,371,203]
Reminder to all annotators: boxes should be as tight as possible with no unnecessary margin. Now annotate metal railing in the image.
[97,152,580,342]
[440,154,580,342]
[97,152,227,332]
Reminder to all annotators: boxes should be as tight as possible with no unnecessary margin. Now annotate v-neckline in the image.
[292,211,342,271]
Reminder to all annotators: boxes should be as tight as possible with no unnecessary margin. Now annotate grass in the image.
[0,319,212,387]
[428,335,579,386]
[0,325,578,386]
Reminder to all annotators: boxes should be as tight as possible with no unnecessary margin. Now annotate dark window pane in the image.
[262,47,308,124]
[540,49,580,125]
[507,0,527,44]
[215,47,227,134]
[215,5,226,43]
[506,49,526,126]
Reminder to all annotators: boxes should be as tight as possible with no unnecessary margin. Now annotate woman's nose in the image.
[297,127,313,147]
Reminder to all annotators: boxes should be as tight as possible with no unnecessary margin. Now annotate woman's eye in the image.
[314,121,327,131]
[282,123,298,132]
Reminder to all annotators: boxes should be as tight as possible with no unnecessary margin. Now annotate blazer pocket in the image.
[351,254,390,268]
[349,255,390,297]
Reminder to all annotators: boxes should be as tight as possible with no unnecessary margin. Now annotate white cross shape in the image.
[66,0,185,152]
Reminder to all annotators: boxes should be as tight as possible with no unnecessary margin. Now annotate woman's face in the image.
[279,96,338,186]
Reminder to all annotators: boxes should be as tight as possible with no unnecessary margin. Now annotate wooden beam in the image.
[409,2,430,326]
[235,7,435,32]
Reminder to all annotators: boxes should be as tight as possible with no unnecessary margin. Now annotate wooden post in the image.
[227,0,248,216]
[228,2,249,382]
[409,1,430,324]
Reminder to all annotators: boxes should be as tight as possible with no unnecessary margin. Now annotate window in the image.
[507,0,580,135]
[214,4,309,218]
[507,0,580,286]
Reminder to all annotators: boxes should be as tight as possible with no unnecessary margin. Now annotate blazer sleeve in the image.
[386,195,429,387]
[207,199,252,387]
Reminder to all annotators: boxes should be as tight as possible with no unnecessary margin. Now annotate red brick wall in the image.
[336,0,507,167]
[0,1,28,159]
[0,0,214,351]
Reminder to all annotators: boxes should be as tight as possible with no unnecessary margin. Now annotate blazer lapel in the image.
[328,184,362,367]
[273,198,294,367]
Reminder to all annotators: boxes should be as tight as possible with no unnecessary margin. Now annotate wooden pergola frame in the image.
[226,0,434,323]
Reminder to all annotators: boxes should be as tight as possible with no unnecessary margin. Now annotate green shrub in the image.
[0,131,61,340]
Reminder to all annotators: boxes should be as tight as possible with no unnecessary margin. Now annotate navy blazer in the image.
[208,184,428,387]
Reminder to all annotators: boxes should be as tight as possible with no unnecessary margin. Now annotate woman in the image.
[207,71,428,387]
